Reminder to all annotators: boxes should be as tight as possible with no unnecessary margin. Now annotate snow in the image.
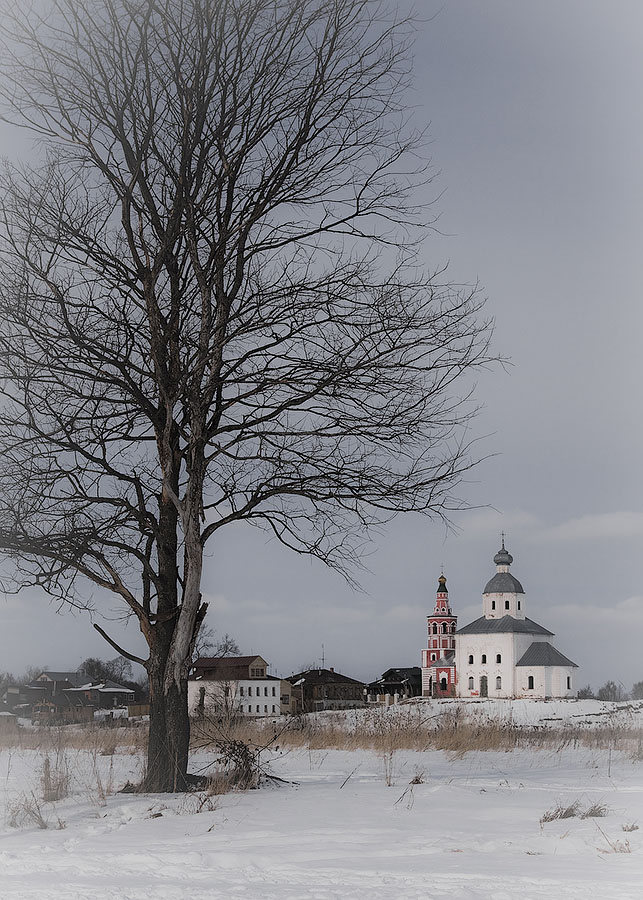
[0,701,642,899]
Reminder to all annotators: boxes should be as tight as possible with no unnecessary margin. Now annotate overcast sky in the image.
[1,1,642,693]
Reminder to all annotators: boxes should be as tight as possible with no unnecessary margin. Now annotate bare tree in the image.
[0,0,493,790]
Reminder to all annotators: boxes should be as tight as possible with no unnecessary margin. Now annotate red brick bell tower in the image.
[421,574,457,697]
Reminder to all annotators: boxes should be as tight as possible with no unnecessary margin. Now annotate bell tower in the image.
[421,574,457,668]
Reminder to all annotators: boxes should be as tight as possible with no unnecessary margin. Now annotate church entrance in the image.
[480,676,488,698]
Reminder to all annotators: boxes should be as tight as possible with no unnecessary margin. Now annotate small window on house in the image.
[496,654,501,664]
[271,686,276,696]
[282,694,289,704]
[256,705,260,713]
[468,677,474,690]
[248,686,252,697]
[504,600,510,610]
[496,676,502,690]
[481,654,487,664]
[491,601,496,610]
[567,676,571,690]
[272,705,276,713]
[528,676,534,690]
[264,705,268,713]
[239,686,244,696]
[264,687,268,696]
[468,655,474,664]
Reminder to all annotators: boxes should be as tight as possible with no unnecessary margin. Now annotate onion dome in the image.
[437,574,448,594]
[493,535,513,567]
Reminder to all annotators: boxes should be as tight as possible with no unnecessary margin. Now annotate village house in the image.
[287,668,366,712]
[188,655,296,717]
[366,667,422,704]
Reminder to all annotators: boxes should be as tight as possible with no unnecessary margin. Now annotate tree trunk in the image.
[143,663,190,792]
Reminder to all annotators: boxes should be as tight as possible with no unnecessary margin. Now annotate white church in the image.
[422,539,578,699]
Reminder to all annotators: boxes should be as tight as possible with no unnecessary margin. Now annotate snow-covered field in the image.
[1,701,642,899]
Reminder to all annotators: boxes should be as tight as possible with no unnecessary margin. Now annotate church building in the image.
[421,539,578,699]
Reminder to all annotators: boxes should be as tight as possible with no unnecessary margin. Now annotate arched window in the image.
[496,654,501,663]
[468,677,474,690]
[431,653,436,661]
[496,676,502,690]
[432,623,438,635]
[440,677,447,692]
[481,654,487,664]
[450,623,456,633]
[504,600,510,610]
[468,654,474,664]
[491,600,496,610]
[528,676,534,690]
[441,623,447,634]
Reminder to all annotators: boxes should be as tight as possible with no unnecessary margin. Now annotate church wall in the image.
[514,665,576,699]
[482,591,526,620]
[456,632,516,698]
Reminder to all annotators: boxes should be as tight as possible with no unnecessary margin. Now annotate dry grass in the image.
[540,800,582,824]
[190,707,643,760]
[0,724,147,755]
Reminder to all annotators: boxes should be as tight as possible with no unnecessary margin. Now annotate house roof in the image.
[429,654,456,669]
[287,668,365,687]
[516,642,578,668]
[65,680,133,693]
[33,671,84,686]
[457,615,554,636]
[191,656,268,680]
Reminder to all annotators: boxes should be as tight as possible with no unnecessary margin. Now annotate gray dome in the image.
[493,545,513,566]
[483,572,524,594]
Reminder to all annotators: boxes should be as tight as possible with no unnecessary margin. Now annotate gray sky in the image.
[1,1,642,693]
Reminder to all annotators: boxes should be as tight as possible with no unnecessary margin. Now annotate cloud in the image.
[458,508,542,538]
[542,512,643,542]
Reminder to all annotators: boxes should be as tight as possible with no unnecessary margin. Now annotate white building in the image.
[188,655,287,717]
[455,540,577,699]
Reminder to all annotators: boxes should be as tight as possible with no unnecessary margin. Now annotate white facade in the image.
[188,677,282,717]
[455,541,577,700]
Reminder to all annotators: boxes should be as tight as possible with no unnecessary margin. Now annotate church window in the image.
[432,624,438,635]
[441,623,447,634]
[496,654,501,663]
[504,600,510,610]
[431,653,436,661]
[450,623,456,633]
[440,678,447,691]
[528,676,534,690]
[518,601,521,610]
[496,676,502,690]
[468,677,474,690]
[566,676,571,690]
[468,654,473,664]
[491,601,496,610]
[481,654,487,664]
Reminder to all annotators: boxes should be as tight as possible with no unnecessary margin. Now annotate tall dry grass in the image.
[191,707,643,759]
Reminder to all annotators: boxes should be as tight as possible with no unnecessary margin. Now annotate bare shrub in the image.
[41,754,69,802]
[8,792,49,829]
[581,802,609,819]
[622,823,639,832]
[540,800,581,824]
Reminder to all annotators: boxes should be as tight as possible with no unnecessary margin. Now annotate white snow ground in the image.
[0,700,642,900]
